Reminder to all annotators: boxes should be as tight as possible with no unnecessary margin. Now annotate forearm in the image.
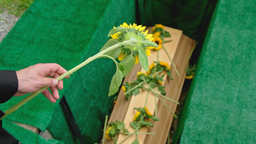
[0,70,18,103]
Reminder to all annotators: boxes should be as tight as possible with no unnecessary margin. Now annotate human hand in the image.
[15,63,70,103]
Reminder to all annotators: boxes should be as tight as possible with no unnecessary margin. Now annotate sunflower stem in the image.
[1,39,134,120]
[144,90,149,107]
[143,85,179,104]
[162,45,180,77]
[119,127,140,144]
[155,94,177,118]
[124,82,143,96]
[103,115,108,144]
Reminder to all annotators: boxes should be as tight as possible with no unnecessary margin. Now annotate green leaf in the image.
[138,47,149,71]
[126,94,132,100]
[118,64,125,72]
[160,35,164,40]
[154,28,163,33]
[167,71,173,80]
[108,68,123,96]
[120,54,135,77]
[163,40,173,43]
[123,128,129,133]
[158,85,166,95]
[155,75,163,81]
[100,39,119,51]
[105,48,122,59]
[108,26,126,37]
[143,40,158,47]
[149,82,157,89]
[140,121,154,127]
[117,124,122,131]
[132,138,139,144]
[148,115,160,121]
[163,31,171,37]
[132,88,140,96]
[130,121,140,130]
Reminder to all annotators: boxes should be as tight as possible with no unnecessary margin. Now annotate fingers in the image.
[50,86,59,100]
[41,87,60,103]
[54,74,63,90]
[41,78,58,88]
[42,63,70,78]
[42,89,57,103]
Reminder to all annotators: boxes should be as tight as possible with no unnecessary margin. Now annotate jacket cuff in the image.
[0,70,18,103]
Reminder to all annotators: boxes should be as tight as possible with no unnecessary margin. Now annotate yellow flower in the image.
[159,61,171,69]
[137,72,146,77]
[158,80,163,85]
[133,111,141,121]
[111,22,156,64]
[144,107,153,116]
[105,127,113,140]
[152,24,165,32]
[147,63,155,74]
[145,48,151,56]
[118,22,153,42]
[111,32,121,39]
[122,86,126,92]
[134,55,139,64]
[118,53,126,61]
[185,75,194,79]
[152,37,163,50]
[153,32,161,37]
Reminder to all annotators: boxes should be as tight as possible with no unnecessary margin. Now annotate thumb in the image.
[41,78,58,87]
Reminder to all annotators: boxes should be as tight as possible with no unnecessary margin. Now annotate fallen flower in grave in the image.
[105,120,129,142]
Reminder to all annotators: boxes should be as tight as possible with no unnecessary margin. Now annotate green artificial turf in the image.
[175,0,256,143]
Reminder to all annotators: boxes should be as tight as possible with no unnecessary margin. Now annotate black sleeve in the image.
[0,70,18,103]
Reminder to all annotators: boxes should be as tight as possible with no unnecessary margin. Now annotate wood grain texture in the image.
[145,34,195,144]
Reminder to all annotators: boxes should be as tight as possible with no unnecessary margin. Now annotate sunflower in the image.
[145,48,151,56]
[147,63,156,74]
[110,22,155,63]
[153,32,161,37]
[185,75,194,79]
[152,37,163,50]
[105,127,113,140]
[159,61,171,69]
[144,107,153,116]
[122,85,126,92]
[133,111,141,121]
[152,24,165,32]
[111,32,121,39]
[137,72,146,77]
[133,55,139,64]
[118,53,126,61]
[158,80,163,85]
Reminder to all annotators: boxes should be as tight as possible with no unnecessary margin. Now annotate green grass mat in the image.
[0,0,113,130]
[3,119,63,144]
[175,0,256,143]
[47,0,136,143]
[0,0,134,143]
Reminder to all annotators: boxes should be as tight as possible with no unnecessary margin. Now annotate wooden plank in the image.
[145,35,195,144]
[116,27,183,144]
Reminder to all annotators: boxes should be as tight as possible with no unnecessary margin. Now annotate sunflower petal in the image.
[139,26,146,31]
